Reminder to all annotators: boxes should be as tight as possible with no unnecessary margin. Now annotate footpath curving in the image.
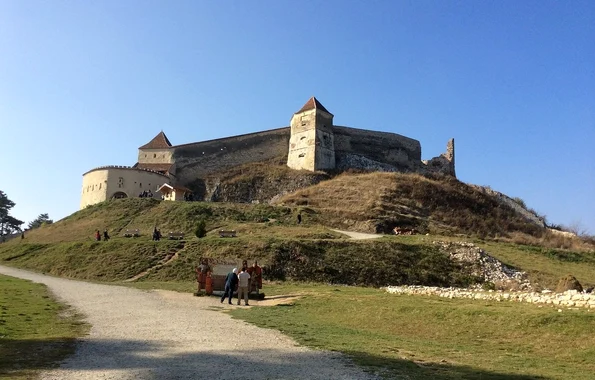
[385,285,595,309]
[0,265,376,380]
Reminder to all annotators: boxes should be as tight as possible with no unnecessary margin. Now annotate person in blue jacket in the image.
[221,268,238,304]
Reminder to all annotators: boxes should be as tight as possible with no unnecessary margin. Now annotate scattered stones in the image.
[384,285,595,309]
[434,241,531,290]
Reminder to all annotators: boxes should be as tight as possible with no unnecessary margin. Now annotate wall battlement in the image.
[80,96,456,208]
[83,165,170,177]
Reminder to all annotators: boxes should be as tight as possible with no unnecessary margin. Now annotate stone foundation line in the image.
[384,285,595,309]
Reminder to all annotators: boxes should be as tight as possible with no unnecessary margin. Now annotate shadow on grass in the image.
[0,337,77,378]
[347,351,548,380]
[0,338,548,380]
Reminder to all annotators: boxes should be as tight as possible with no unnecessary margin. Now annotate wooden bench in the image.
[123,229,140,238]
[168,231,185,240]
[219,230,237,238]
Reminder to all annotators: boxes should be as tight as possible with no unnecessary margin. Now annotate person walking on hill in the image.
[103,229,110,241]
[237,268,251,306]
[95,230,101,241]
[221,268,238,304]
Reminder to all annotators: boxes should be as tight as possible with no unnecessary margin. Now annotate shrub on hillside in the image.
[195,220,207,239]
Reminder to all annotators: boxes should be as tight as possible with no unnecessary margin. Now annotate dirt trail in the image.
[332,229,383,240]
[0,265,376,380]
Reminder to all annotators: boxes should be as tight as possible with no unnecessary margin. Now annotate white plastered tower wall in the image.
[287,97,335,171]
[80,169,110,208]
[137,148,174,164]
[80,167,170,209]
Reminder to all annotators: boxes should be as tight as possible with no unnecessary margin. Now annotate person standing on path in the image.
[195,259,211,294]
[237,268,251,306]
[247,261,262,294]
[221,268,238,304]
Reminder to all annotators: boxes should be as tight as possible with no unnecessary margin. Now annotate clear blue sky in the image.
[1,1,593,233]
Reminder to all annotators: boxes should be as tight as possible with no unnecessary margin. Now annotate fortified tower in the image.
[287,97,336,171]
[135,131,175,176]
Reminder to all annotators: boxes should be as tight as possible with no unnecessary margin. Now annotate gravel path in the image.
[332,229,382,240]
[0,265,376,380]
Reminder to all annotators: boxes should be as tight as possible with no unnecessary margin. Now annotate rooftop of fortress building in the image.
[139,131,173,149]
[295,97,333,116]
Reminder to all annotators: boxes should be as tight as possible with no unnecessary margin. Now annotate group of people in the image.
[138,190,154,198]
[95,229,110,241]
[194,259,262,306]
[220,260,263,305]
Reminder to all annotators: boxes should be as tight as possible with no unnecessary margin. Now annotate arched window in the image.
[112,192,128,199]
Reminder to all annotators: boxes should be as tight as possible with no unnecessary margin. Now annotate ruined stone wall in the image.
[422,138,456,177]
[171,128,290,185]
[333,126,422,172]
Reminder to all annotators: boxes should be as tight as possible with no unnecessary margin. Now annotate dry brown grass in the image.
[278,172,544,237]
[505,230,595,251]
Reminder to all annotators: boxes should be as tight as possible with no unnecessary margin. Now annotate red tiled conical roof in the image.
[295,97,332,115]
[139,131,172,149]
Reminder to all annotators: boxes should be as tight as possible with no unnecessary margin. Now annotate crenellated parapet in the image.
[83,165,170,178]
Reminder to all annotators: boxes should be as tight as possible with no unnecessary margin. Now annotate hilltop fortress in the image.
[80,97,455,209]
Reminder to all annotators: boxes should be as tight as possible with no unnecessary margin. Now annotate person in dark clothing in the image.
[297,213,302,224]
[220,268,238,304]
[103,229,110,241]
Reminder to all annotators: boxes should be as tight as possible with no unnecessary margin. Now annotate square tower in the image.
[287,97,335,171]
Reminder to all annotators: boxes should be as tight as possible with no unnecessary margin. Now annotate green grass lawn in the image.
[228,283,595,380]
[0,274,87,379]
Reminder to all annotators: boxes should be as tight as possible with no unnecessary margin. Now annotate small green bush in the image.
[482,281,496,291]
[195,220,207,238]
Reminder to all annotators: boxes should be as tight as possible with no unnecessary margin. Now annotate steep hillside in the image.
[187,158,329,203]
[13,198,349,244]
[277,172,545,238]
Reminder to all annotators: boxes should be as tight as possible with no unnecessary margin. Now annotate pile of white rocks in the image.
[384,285,595,309]
[435,241,532,290]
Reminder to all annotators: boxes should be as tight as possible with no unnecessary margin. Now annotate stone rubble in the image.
[384,241,595,309]
[384,285,595,309]
[435,241,532,290]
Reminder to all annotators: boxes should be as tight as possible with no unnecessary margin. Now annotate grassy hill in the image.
[1,172,593,289]
[278,172,545,237]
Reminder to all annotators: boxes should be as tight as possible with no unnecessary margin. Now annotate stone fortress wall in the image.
[171,127,291,185]
[80,97,456,208]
